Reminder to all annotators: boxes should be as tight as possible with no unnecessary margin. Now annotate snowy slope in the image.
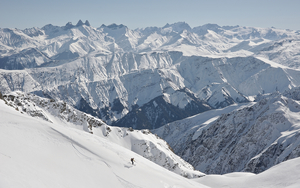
[1,91,204,178]
[0,99,207,188]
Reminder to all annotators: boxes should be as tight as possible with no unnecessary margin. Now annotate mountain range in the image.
[1,20,300,130]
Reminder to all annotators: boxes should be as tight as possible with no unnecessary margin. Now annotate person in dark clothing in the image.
[131,158,134,165]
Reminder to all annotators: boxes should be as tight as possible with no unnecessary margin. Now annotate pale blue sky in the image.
[1,0,299,30]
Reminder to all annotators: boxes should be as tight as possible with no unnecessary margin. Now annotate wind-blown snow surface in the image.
[195,157,300,188]
[0,99,207,188]
[154,90,300,175]
[1,21,300,129]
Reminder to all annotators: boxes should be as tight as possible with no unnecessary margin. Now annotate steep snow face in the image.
[0,69,42,93]
[0,28,40,49]
[154,91,300,174]
[0,48,52,69]
[162,22,192,33]
[99,24,141,52]
[1,91,204,178]
[256,38,300,69]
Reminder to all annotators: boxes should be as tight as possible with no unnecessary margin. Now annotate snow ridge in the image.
[154,89,300,174]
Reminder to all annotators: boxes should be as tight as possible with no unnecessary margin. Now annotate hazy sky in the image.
[1,0,299,30]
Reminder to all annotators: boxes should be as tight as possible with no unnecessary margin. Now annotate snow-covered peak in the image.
[41,20,93,35]
[22,27,44,37]
[99,23,129,39]
[162,22,192,33]
[41,23,60,32]
[100,23,127,30]
[64,22,74,30]
[99,23,131,40]
[98,23,140,51]
[192,23,222,35]
[135,26,159,35]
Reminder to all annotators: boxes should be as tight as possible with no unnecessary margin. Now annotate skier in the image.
[131,158,135,165]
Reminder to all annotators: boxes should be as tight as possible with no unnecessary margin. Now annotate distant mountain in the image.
[1,20,300,129]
